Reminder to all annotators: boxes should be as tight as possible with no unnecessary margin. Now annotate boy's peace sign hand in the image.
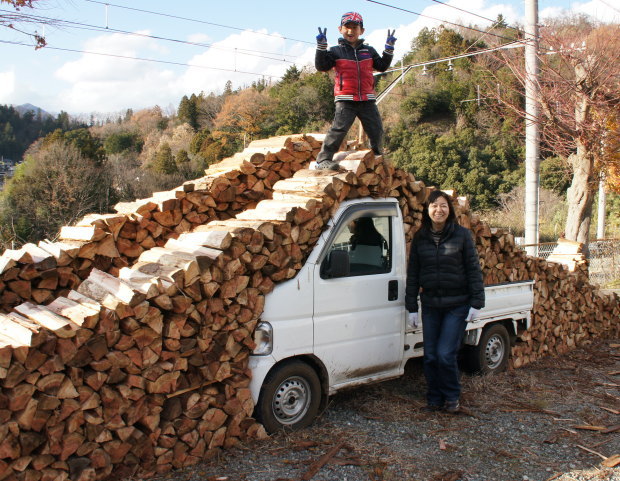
[316,27,328,47]
[385,29,397,52]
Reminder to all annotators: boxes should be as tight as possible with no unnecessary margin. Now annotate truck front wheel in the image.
[463,324,510,375]
[256,360,322,433]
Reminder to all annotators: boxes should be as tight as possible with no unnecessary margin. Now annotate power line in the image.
[1,9,298,63]
[364,0,520,43]
[0,39,282,79]
[427,0,517,30]
[596,0,620,13]
[82,0,314,46]
[425,0,520,54]
[66,24,296,64]
[377,40,527,76]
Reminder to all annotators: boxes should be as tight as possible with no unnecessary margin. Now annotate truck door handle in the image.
[388,280,398,301]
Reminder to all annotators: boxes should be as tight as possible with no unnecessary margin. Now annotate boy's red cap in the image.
[341,12,363,27]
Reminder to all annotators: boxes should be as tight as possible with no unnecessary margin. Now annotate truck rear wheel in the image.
[463,323,510,375]
[256,360,321,433]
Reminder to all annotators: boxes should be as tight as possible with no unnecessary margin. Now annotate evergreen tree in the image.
[103,131,142,155]
[269,69,334,134]
[178,95,199,131]
[176,149,190,165]
[0,105,81,161]
[494,14,508,29]
[42,128,105,165]
[280,65,301,84]
[189,129,212,155]
[152,143,177,174]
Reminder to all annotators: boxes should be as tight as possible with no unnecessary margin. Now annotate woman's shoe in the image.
[444,400,460,414]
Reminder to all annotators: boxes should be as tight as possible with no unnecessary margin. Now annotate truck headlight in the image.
[253,322,273,355]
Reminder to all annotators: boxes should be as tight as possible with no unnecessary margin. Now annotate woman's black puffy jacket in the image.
[405,221,485,313]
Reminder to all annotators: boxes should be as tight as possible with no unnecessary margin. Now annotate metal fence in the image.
[517,238,620,287]
[518,242,557,259]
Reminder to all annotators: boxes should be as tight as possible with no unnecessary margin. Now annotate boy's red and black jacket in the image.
[315,38,393,102]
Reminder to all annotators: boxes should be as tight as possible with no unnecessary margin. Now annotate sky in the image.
[0,0,618,117]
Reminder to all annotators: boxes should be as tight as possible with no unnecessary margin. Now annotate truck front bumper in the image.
[248,354,278,404]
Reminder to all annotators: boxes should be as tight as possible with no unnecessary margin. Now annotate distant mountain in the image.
[13,103,53,119]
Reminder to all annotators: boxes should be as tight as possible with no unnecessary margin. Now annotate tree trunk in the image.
[564,75,596,246]
[564,147,595,244]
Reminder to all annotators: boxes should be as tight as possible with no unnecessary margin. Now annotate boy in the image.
[315,11,396,170]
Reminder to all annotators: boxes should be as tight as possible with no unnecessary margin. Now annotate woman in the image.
[405,190,485,414]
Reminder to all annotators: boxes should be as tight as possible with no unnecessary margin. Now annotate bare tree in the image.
[1,0,49,48]
[213,89,276,147]
[0,141,112,245]
[481,185,567,240]
[605,107,620,195]
[482,17,620,243]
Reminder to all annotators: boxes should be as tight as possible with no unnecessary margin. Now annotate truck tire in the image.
[463,323,510,375]
[256,360,322,433]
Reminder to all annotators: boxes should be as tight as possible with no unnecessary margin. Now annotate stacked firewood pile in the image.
[0,134,321,313]
[467,214,618,368]
[0,143,428,480]
[0,135,616,480]
[546,238,588,273]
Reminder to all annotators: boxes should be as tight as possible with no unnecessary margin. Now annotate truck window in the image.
[323,214,392,277]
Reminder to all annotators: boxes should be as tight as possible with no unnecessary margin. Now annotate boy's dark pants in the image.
[317,100,383,164]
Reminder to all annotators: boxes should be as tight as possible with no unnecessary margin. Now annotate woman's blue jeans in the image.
[421,304,469,405]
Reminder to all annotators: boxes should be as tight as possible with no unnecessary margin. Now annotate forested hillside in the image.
[0,105,83,161]
[0,17,617,250]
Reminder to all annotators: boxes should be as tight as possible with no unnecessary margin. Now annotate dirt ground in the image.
[143,339,620,481]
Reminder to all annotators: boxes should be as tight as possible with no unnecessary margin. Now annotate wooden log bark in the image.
[0,135,617,481]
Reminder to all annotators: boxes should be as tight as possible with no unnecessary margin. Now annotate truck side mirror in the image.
[321,249,350,278]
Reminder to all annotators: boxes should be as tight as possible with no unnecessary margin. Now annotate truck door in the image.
[313,204,404,387]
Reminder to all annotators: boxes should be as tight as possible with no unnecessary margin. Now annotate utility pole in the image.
[524,0,540,256]
[597,173,606,240]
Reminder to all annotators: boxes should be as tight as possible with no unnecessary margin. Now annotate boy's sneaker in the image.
[316,160,340,171]
[444,400,460,414]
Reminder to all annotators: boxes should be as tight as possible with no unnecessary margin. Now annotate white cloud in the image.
[541,0,620,23]
[177,29,306,94]
[0,70,16,104]
[360,1,521,64]
[50,28,317,114]
[56,30,162,82]
[0,67,49,109]
[42,0,615,116]
[53,31,180,113]
[187,33,211,44]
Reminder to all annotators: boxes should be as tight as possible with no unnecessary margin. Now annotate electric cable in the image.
[364,0,521,43]
[427,0,518,30]
[0,38,282,79]
[376,39,527,76]
[596,0,620,13]
[423,0,521,54]
[0,9,298,62]
[82,0,313,45]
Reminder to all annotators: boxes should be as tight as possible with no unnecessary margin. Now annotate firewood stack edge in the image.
[0,134,616,480]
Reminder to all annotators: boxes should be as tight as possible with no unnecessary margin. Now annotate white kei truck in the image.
[248,197,535,432]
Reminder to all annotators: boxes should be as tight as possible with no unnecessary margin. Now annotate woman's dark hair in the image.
[421,190,457,229]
